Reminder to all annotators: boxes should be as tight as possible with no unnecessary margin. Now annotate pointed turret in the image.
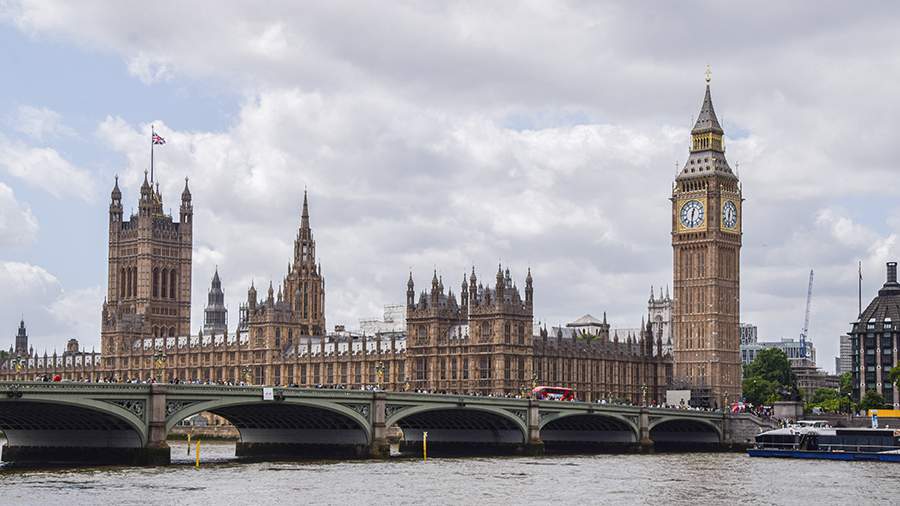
[525,267,533,309]
[406,272,415,308]
[180,177,193,223]
[692,83,723,136]
[679,71,734,179]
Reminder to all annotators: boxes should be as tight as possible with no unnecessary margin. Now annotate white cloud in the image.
[0,261,102,352]
[13,105,72,140]
[6,2,900,373]
[0,135,95,200]
[0,182,38,247]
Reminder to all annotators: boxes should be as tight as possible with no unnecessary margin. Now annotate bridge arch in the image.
[387,404,527,454]
[165,397,372,457]
[0,397,148,463]
[539,411,639,449]
[649,417,722,448]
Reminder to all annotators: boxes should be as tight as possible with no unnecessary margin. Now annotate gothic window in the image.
[518,323,525,345]
[161,268,168,299]
[169,270,177,299]
[481,321,491,343]
[169,327,175,337]
[518,357,526,380]
[462,358,469,380]
[479,357,491,379]
[415,358,427,381]
[152,268,159,298]
[131,267,137,297]
[504,357,510,379]
[504,323,511,344]
[451,357,458,380]
[120,268,126,298]
[440,358,447,380]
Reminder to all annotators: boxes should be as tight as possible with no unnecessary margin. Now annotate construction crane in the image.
[799,269,814,359]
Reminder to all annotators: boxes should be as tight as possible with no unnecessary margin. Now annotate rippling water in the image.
[2,441,898,505]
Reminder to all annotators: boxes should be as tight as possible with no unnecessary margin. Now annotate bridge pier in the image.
[369,392,390,459]
[525,399,544,456]
[143,384,171,465]
[639,409,654,453]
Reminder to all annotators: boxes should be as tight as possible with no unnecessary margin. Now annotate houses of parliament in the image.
[1,78,742,407]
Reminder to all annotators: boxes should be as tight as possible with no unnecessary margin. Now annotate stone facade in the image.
[850,262,900,408]
[671,79,743,408]
[405,267,672,403]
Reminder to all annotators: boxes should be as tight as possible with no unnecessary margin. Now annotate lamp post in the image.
[375,361,385,390]
[241,366,253,386]
[152,351,167,383]
[641,385,648,407]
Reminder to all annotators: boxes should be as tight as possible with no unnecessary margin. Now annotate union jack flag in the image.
[152,132,166,145]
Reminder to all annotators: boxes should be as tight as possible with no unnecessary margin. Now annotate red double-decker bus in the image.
[532,386,575,401]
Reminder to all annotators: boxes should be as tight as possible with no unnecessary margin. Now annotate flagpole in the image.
[858,260,862,317]
[150,125,155,183]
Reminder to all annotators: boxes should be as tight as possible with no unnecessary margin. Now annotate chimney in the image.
[888,262,898,283]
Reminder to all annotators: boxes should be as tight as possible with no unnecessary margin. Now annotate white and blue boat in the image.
[748,421,900,462]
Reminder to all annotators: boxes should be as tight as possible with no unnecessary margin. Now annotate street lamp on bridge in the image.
[241,366,253,386]
[375,361,385,390]
[152,351,167,383]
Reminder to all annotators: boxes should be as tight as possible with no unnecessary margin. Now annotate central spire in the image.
[301,189,310,230]
[690,68,724,153]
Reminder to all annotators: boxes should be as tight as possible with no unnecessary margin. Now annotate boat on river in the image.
[748,421,900,462]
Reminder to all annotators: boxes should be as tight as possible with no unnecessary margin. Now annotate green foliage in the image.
[839,372,853,397]
[811,388,839,404]
[743,376,779,405]
[742,348,799,404]
[0,350,7,363]
[888,366,900,388]
[859,389,887,411]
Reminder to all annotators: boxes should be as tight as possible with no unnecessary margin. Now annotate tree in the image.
[859,390,887,412]
[742,376,779,405]
[742,348,799,404]
[839,372,853,397]
[889,366,900,389]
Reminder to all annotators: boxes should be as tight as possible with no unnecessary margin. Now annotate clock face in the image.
[722,200,738,229]
[679,200,705,228]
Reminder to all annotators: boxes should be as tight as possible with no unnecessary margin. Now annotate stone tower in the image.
[102,172,193,359]
[671,75,742,407]
[14,319,28,356]
[405,265,533,394]
[203,267,227,335]
[282,191,326,335]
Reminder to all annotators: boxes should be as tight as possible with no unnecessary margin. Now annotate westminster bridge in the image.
[0,382,776,465]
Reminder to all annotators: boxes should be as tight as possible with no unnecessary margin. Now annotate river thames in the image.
[1,441,898,505]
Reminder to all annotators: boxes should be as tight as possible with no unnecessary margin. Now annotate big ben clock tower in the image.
[672,70,742,407]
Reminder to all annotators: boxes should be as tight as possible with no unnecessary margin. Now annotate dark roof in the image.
[855,262,900,328]
[692,85,723,134]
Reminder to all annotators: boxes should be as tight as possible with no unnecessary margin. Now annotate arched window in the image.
[120,268,126,298]
[169,327,176,337]
[169,269,177,299]
[161,268,168,299]
[131,267,137,298]
[481,321,491,342]
[504,322,511,344]
[152,268,159,298]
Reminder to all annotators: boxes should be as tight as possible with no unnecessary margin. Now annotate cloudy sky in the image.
[2,1,899,371]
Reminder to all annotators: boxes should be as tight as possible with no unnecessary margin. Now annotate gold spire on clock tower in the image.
[671,70,742,408]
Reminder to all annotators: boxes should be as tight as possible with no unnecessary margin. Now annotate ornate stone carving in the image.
[106,399,145,420]
[507,409,527,424]
[341,403,370,420]
[165,400,200,417]
[385,404,407,419]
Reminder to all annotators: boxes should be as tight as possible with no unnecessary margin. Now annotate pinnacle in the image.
[692,84,723,134]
